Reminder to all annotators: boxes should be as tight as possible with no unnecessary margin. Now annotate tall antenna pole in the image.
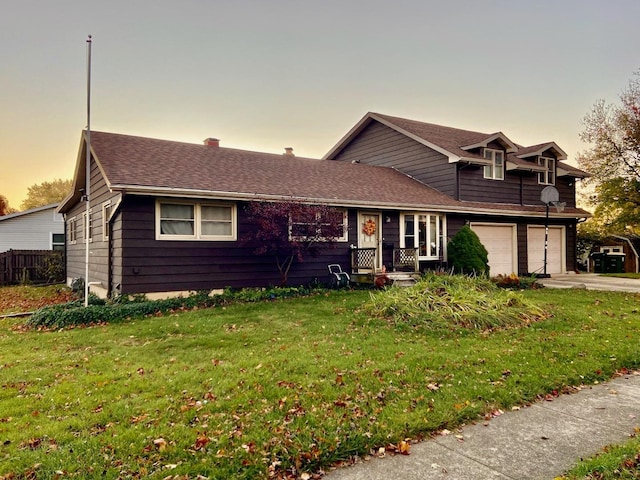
[84,35,92,307]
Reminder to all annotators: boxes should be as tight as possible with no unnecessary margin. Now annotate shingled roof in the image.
[324,112,589,178]
[59,131,462,213]
[58,130,589,219]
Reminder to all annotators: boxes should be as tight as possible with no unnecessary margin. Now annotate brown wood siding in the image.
[332,121,457,196]
[445,213,578,275]
[118,196,354,294]
[64,155,121,290]
[517,224,529,274]
[457,165,522,204]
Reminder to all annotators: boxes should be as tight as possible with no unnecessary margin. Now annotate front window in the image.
[156,201,236,240]
[290,208,347,241]
[538,156,555,185]
[401,213,446,259]
[483,149,504,180]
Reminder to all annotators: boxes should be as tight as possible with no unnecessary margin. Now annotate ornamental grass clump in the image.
[366,273,546,330]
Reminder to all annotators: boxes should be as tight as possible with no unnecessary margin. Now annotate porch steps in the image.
[349,271,420,287]
[385,272,420,287]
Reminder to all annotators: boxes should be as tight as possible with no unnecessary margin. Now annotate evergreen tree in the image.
[447,225,489,275]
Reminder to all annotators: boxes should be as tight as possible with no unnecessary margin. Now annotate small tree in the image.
[578,71,640,235]
[0,195,14,216]
[447,225,489,276]
[245,200,345,286]
[21,178,73,210]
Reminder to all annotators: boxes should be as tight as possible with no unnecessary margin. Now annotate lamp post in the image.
[540,186,560,278]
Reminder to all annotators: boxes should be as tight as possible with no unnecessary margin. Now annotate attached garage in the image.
[527,226,565,275]
[470,223,517,276]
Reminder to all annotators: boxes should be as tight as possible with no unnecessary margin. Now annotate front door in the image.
[358,212,382,272]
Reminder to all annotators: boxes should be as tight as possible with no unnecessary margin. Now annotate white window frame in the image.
[400,212,447,260]
[289,208,348,242]
[155,200,237,241]
[68,216,77,245]
[538,156,556,185]
[83,209,93,243]
[600,246,623,254]
[483,148,505,180]
[102,201,112,242]
[51,232,65,251]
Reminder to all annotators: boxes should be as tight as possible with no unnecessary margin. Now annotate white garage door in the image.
[470,224,517,276]
[527,226,565,275]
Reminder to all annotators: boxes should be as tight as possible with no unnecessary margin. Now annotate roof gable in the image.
[0,203,59,222]
[323,112,589,177]
[58,129,590,220]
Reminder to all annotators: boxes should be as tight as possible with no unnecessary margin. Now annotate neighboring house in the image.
[0,203,65,253]
[58,113,590,298]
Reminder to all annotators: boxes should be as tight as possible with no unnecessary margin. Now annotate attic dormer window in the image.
[483,149,504,180]
[538,157,555,185]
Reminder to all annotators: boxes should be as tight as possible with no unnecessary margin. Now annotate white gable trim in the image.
[460,132,518,153]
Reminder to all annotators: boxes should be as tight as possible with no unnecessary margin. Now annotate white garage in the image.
[470,223,517,276]
[527,226,565,275]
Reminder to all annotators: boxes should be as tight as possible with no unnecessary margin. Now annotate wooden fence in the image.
[0,250,65,286]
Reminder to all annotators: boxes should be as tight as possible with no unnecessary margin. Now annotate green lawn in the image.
[561,435,640,479]
[0,287,639,479]
[602,272,640,279]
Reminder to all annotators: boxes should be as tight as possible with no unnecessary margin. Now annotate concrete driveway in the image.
[539,273,640,293]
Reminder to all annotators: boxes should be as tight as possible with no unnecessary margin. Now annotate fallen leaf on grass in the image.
[153,438,167,451]
[193,433,210,451]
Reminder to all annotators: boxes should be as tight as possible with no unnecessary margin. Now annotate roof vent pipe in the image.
[283,147,295,157]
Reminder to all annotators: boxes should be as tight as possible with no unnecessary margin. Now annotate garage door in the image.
[527,226,565,275]
[470,224,517,276]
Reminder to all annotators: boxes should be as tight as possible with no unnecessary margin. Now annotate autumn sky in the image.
[1,0,639,209]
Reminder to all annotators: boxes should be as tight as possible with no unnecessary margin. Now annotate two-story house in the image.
[324,112,589,278]
[58,113,589,298]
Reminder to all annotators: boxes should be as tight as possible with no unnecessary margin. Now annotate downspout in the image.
[106,193,124,297]
[107,214,112,297]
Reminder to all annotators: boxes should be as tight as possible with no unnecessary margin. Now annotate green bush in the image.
[447,225,489,275]
[26,286,318,329]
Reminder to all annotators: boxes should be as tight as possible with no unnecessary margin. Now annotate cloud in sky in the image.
[1,0,639,208]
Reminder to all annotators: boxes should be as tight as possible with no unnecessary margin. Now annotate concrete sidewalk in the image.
[325,372,640,480]
[538,273,640,293]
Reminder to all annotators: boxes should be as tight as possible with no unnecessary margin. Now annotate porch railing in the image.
[350,247,420,274]
[393,247,419,272]
[351,247,376,273]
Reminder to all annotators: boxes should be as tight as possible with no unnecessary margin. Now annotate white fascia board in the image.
[323,112,462,163]
[113,185,589,220]
[517,142,568,161]
[322,113,374,160]
[369,113,462,163]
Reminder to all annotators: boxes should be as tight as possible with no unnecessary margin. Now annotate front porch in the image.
[350,247,422,286]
